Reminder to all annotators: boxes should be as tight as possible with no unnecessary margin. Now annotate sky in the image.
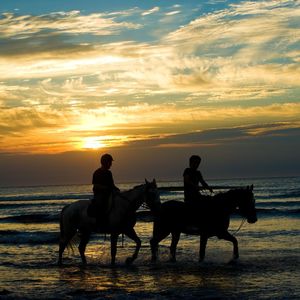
[0,0,300,186]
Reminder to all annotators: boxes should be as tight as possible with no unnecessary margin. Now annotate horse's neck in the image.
[117,187,144,211]
[215,190,238,213]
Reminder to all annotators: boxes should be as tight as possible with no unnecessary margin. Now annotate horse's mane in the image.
[214,188,249,198]
[121,183,144,198]
[211,188,250,206]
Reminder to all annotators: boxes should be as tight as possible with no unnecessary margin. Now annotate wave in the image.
[0,230,58,245]
[255,190,300,200]
[242,229,300,238]
[1,189,299,203]
[0,214,58,223]
[0,207,299,227]
[1,225,299,245]
[0,202,69,210]
[256,208,300,215]
[0,194,91,202]
[0,211,154,224]
[256,200,300,207]
[0,230,111,245]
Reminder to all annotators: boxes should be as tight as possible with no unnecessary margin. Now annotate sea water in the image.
[0,177,299,299]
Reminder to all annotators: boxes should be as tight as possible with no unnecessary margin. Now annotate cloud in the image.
[165,11,181,16]
[1,1,299,99]
[0,107,63,135]
[120,121,300,150]
[141,7,160,16]
[165,0,300,68]
[0,11,141,38]
[2,95,299,154]
[0,35,95,58]
[0,1,299,156]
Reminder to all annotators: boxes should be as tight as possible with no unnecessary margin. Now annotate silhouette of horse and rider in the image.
[59,154,257,265]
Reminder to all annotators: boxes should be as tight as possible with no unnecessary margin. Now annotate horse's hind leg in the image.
[110,233,119,265]
[78,231,90,265]
[170,231,180,262]
[150,237,158,262]
[58,232,75,265]
[219,231,239,260]
[124,228,141,265]
[58,229,76,265]
[150,229,170,262]
[199,235,208,262]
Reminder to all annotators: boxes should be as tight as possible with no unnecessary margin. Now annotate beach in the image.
[0,177,299,299]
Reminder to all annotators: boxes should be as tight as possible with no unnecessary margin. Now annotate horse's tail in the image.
[59,203,80,253]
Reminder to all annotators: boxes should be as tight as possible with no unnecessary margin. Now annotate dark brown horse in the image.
[150,185,257,262]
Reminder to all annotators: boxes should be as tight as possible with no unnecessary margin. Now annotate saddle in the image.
[87,194,114,219]
[184,196,213,230]
[87,193,128,231]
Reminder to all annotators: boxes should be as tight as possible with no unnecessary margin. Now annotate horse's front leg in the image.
[58,240,66,265]
[124,228,141,265]
[110,233,119,265]
[199,235,208,262]
[170,231,180,262]
[219,231,239,260]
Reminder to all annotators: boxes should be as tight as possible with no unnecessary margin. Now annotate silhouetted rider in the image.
[89,153,120,227]
[183,155,213,207]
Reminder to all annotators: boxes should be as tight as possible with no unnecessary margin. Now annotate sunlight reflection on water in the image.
[1,214,299,299]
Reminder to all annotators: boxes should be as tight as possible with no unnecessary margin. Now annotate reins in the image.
[109,185,151,248]
[231,218,246,234]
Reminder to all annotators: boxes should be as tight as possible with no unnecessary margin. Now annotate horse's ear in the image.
[153,178,156,184]
[145,179,149,184]
[247,185,253,191]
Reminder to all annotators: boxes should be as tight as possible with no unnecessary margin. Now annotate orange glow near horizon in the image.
[81,137,106,150]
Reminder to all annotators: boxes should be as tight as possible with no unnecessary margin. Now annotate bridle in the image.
[142,184,160,210]
[231,218,246,234]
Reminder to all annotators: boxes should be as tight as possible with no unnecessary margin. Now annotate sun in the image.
[82,137,106,149]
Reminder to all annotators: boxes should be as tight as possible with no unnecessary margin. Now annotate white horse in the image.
[58,179,160,266]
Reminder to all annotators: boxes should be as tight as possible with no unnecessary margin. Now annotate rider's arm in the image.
[199,175,213,193]
[109,173,120,192]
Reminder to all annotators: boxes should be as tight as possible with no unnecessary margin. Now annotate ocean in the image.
[0,176,299,299]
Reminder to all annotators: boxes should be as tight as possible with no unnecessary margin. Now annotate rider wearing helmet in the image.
[89,153,120,227]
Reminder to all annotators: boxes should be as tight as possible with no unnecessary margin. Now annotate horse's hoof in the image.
[111,261,116,267]
[228,258,239,265]
[151,257,157,263]
[125,257,134,265]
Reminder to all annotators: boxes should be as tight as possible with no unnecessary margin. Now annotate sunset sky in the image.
[0,0,300,186]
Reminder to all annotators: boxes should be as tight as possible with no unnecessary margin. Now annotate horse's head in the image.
[144,179,161,212]
[236,185,257,224]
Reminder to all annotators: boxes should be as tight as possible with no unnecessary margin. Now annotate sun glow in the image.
[82,137,106,149]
